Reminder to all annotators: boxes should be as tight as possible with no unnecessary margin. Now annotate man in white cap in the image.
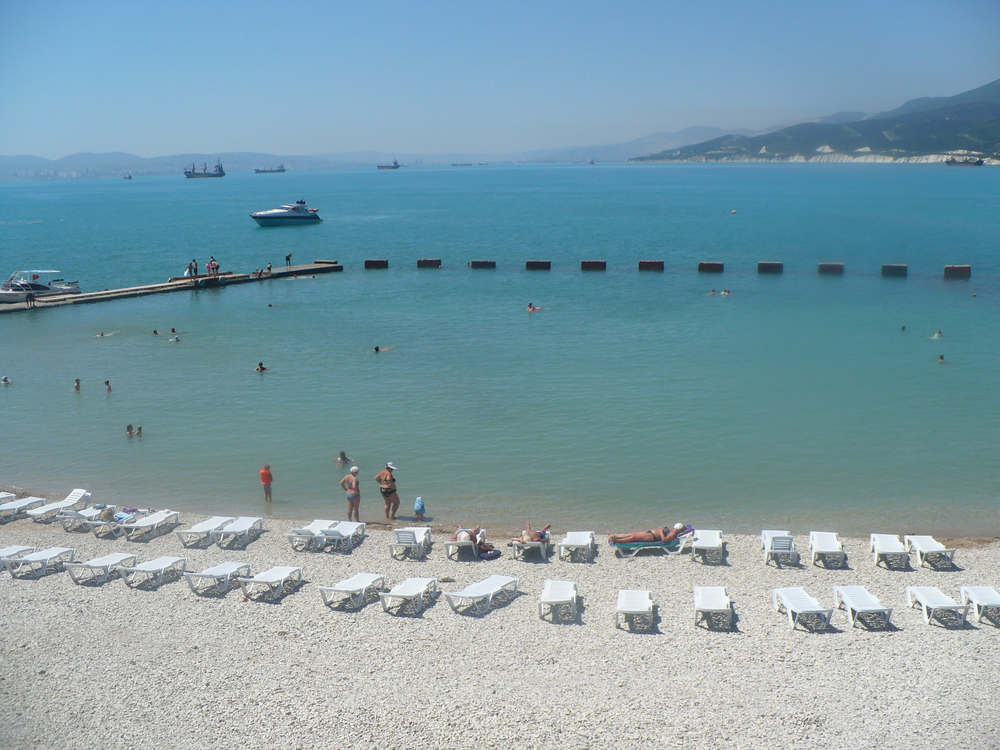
[375,462,400,520]
[340,466,361,523]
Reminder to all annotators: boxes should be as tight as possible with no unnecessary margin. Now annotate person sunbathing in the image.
[608,523,686,545]
[449,525,483,542]
[511,522,551,544]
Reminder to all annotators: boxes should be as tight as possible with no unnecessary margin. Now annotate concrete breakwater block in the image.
[581,260,606,271]
[818,262,844,275]
[365,259,389,269]
[526,260,551,270]
[698,262,724,273]
[468,260,496,269]
[638,260,664,271]
[757,261,783,274]
[881,264,908,277]
[944,265,971,279]
[417,258,441,268]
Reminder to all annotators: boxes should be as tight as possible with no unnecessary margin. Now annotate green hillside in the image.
[633,102,1000,162]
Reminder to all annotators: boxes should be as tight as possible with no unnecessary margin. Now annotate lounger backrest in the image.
[542,580,577,599]
[777,587,820,609]
[394,530,418,545]
[769,535,795,552]
[908,535,945,551]
[300,520,336,534]
[809,532,840,549]
[66,489,91,504]
[871,534,903,551]
[562,531,594,545]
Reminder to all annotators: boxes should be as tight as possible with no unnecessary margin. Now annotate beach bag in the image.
[478,542,500,560]
[98,507,115,522]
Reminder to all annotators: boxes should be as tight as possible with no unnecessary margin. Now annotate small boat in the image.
[0,270,83,303]
[945,156,984,166]
[250,200,322,227]
[377,160,400,170]
[255,164,286,173]
[184,160,225,178]
[451,163,472,167]
[124,172,133,180]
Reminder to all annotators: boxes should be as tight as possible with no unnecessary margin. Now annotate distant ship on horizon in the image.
[255,164,286,173]
[945,156,984,166]
[377,160,400,170]
[184,160,225,178]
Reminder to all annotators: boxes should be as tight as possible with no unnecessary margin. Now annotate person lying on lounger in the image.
[511,522,551,544]
[449,526,483,542]
[607,523,686,545]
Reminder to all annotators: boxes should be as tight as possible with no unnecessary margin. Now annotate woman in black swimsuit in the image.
[607,523,685,545]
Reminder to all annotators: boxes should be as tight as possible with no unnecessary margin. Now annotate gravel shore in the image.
[2,502,998,750]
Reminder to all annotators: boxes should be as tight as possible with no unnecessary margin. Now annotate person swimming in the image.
[0,376,10,385]
[336,451,352,465]
[255,362,268,371]
[374,345,397,353]
[527,303,542,312]
[931,330,943,339]
[152,330,159,335]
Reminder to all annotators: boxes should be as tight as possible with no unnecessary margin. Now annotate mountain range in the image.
[632,78,1000,163]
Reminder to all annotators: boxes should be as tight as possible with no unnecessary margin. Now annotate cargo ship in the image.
[184,160,226,178]
[255,164,286,173]
[945,156,984,166]
[377,160,400,170]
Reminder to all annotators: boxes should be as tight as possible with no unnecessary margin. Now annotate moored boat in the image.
[185,160,225,178]
[0,270,83,303]
[250,200,322,227]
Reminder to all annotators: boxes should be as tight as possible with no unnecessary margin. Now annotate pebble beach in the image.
[2,489,999,750]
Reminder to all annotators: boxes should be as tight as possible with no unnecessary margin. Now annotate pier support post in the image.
[698,262,724,273]
[525,260,551,270]
[944,265,971,279]
[638,260,664,272]
[818,262,844,275]
[417,258,441,268]
[581,260,606,271]
[757,262,783,274]
[881,264,908,277]
[468,260,496,269]
[365,259,389,269]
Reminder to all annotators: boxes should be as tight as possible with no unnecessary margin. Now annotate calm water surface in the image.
[1,164,998,535]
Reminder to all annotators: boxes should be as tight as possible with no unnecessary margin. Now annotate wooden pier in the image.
[0,261,342,314]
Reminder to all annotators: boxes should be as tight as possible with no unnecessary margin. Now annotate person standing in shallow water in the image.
[375,462,399,520]
[260,464,273,506]
[340,466,361,523]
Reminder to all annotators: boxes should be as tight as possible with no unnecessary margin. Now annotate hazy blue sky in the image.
[2,0,998,158]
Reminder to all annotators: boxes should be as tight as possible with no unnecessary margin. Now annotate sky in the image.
[1,0,999,159]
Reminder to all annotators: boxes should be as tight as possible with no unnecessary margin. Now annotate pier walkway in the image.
[0,261,342,314]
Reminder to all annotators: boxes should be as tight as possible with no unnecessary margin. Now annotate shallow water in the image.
[2,164,998,534]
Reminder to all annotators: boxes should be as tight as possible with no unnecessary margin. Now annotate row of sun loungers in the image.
[287,520,366,552]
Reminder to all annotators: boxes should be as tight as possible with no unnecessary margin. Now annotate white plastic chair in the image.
[556,531,596,562]
[616,589,654,631]
[444,575,519,615]
[538,580,579,620]
[693,586,733,629]
[26,489,90,522]
[906,586,969,626]
[237,566,302,601]
[379,577,438,614]
[832,585,892,628]
[772,587,834,630]
[2,547,76,578]
[184,561,252,594]
[809,532,846,567]
[175,516,235,547]
[960,586,1000,623]
[121,556,188,588]
[66,552,139,585]
[904,536,957,568]
[320,573,386,609]
[870,534,908,568]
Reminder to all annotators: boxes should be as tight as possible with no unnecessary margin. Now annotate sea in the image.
[1,163,998,536]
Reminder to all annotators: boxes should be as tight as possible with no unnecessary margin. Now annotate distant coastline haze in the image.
[1,0,998,160]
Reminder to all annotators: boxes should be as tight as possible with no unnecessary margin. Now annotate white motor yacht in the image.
[250,200,322,227]
[0,270,82,303]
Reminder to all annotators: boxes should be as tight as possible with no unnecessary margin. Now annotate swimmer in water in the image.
[527,303,542,312]
[721,289,730,296]
[105,380,112,392]
[97,332,105,337]
[939,355,945,364]
[0,376,10,385]
[708,290,716,295]
[255,362,267,371]
[336,451,352,465]
[931,330,943,339]
[135,425,142,436]
[901,326,906,332]
[171,328,176,333]
[74,378,81,391]
[171,336,180,342]
[374,346,397,353]
[126,424,134,437]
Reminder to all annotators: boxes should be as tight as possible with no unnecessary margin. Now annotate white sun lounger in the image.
[764,535,800,566]
[85,509,145,538]
[389,528,432,559]
[318,521,366,551]
[175,516,235,547]
[320,573,386,608]
[0,492,13,503]
[211,516,264,548]
[616,589,654,630]
[444,528,486,560]
[237,566,303,601]
[0,496,46,522]
[538,580,579,620]
[832,585,893,628]
[184,561,252,594]
[121,556,188,588]
[444,575,519,615]
[761,530,790,548]
[0,545,36,565]
[870,534,908,568]
[693,586,733,629]
[379,577,438,614]
[904,536,957,568]
[121,509,180,540]
[691,530,724,563]
[809,531,846,567]
[960,586,1000,623]
[512,534,553,561]
[66,552,139,585]
[26,489,91,522]
[3,547,76,578]
[772,587,834,630]
[556,531,596,562]
[906,586,970,626]
[288,520,338,551]
[58,506,114,532]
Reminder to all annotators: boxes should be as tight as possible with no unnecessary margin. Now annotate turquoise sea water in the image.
[1,164,998,535]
